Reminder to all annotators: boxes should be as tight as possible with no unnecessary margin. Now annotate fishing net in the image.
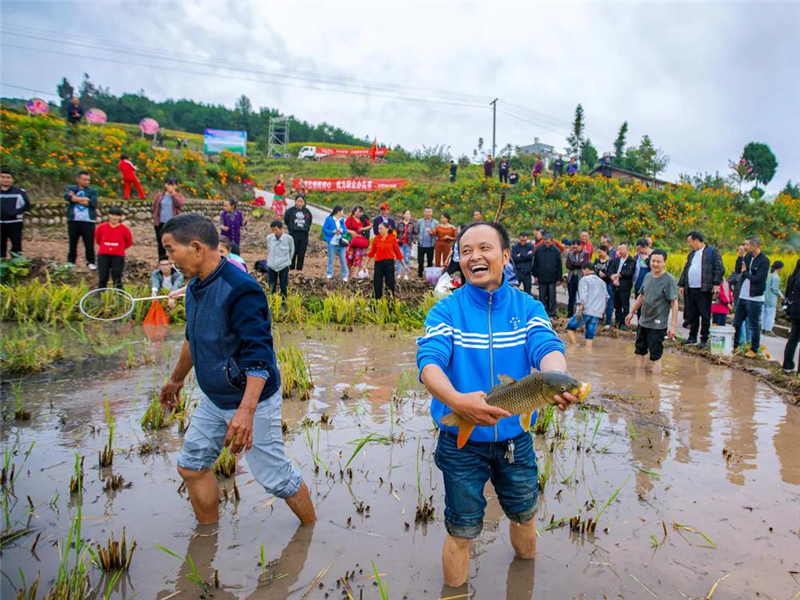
[79,288,136,321]
[143,300,170,327]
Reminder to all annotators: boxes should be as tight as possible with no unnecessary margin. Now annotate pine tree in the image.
[565,104,585,158]
[613,121,628,168]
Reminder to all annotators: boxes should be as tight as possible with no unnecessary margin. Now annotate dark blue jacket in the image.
[64,185,99,221]
[735,253,770,298]
[185,258,280,409]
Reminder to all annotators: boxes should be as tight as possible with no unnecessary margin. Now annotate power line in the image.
[0,83,60,98]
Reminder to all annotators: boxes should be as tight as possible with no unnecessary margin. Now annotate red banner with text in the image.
[315,146,388,158]
[293,178,408,192]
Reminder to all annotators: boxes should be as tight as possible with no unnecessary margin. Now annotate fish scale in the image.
[486,377,553,414]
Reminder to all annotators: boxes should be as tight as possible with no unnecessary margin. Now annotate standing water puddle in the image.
[1,325,798,599]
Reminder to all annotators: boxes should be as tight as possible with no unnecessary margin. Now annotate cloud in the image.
[1,1,798,190]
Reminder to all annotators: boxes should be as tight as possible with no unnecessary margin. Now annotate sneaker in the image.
[619,325,628,331]
[87,263,97,271]
[403,275,409,281]
[697,342,708,349]
[326,274,333,279]
[783,368,795,373]
[681,338,697,346]
[744,350,758,359]
[343,277,348,283]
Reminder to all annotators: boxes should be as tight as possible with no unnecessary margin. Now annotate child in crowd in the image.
[94,207,133,289]
[272,175,287,218]
[711,278,734,325]
[567,262,609,346]
[266,220,295,297]
[218,235,247,272]
[220,199,246,247]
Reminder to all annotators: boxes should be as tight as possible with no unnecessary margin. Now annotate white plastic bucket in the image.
[425,266,444,285]
[708,325,735,356]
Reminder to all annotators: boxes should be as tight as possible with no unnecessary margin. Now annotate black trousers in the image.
[613,287,631,327]
[268,267,289,296]
[418,246,434,277]
[567,273,580,317]
[539,282,557,317]
[1,222,23,257]
[290,232,309,270]
[499,170,509,183]
[685,288,713,343]
[515,267,532,295]
[374,259,395,299]
[67,221,96,264]
[155,224,167,260]
[97,254,124,289]
[783,317,800,371]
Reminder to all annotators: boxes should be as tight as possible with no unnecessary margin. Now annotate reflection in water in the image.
[673,358,713,463]
[245,523,315,600]
[505,556,535,600]
[629,382,670,496]
[723,371,758,486]
[774,407,800,485]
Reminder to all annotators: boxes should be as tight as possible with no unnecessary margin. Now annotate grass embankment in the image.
[0,280,435,330]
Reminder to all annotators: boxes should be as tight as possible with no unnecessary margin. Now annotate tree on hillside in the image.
[781,180,800,199]
[234,94,252,132]
[742,142,778,188]
[418,144,452,179]
[565,104,585,158]
[473,137,485,162]
[624,135,669,177]
[613,121,628,168]
[56,77,74,115]
[78,73,98,109]
[728,157,753,192]
[679,171,730,192]
[580,138,598,173]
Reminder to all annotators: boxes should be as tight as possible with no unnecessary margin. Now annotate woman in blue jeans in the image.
[322,205,348,281]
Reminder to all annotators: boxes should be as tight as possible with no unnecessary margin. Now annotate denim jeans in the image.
[434,430,538,539]
[604,283,614,325]
[177,391,302,499]
[396,243,412,275]
[733,299,762,352]
[566,313,600,339]
[761,304,777,333]
[326,242,348,279]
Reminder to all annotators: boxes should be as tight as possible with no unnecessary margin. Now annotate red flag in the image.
[370,140,377,161]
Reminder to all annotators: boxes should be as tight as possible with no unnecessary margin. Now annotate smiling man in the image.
[416,221,580,589]
[158,214,315,529]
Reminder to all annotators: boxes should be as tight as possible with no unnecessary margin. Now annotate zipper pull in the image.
[505,439,515,464]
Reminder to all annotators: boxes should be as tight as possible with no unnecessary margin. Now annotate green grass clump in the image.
[277,345,314,400]
[212,447,236,479]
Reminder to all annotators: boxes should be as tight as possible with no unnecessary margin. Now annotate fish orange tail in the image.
[439,412,477,449]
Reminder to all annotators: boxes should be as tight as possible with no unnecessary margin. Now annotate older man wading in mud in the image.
[158,214,316,527]
[416,221,580,588]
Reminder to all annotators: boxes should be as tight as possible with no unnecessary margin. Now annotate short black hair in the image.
[108,207,123,216]
[165,177,178,185]
[519,232,529,238]
[161,213,219,248]
[120,154,128,160]
[686,230,704,242]
[581,261,594,271]
[650,249,668,261]
[331,205,343,216]
[636,238,648,248]
[598,244,609,253]
[225,198,238,208]
[230,241,241,255]
[457,221,511,252]
[442,211,451,220]
[218,235,232,251]
[270,219,283,228]
[0,168,13,177]
[772,260,784,272]
[543,233,553,241]
[77,170,90,177]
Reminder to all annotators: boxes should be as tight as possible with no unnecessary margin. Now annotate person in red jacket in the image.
[363,221,403,299]
[94,207,133,289]
[118,154,146,200]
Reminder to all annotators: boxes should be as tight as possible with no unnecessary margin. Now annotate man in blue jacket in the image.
[64,170,99,269]
[159,214,316,527]
[733,235,770,358]
[417,221,579,588]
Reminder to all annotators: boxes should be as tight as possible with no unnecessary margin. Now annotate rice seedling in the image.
[69,454,85,496]
[342,366,368,400]
[212,447,237,479]
[141,389,169,431]
[102,474,130,492]
[0,330,64,373]
[534,405,556,436]
[305,424,330,474]
[14,570,40,599]
[47,476,93,599]
[102,570,123,600]
[155,544,208,592]
[8,383,30,421]
[99,399,114,468]
[277,345,314,400]
[414,436,435,523]
[672,522,717,549]
[538,453,552,491]
[589,473,631,525]
[89,528,137,571]
[372,561,390,600]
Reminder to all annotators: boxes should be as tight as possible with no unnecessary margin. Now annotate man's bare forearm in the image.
[240,376,266,411]
[170,340,194,383]
[420,364,462,409]
[539,350,567,372]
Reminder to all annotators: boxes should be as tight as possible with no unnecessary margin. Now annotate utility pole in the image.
[490,98,498,158]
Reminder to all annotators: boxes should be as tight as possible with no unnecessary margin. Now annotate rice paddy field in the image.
[1,322,799,599]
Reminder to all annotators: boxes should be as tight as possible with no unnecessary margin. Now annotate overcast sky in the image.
[2,1,799,191]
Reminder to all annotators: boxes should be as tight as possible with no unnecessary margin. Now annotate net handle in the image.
[78,288,185,321]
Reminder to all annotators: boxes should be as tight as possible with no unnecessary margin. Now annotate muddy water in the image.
[1,326,799,599]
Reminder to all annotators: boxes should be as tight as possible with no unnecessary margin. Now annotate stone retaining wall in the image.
[25,199,255,227]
